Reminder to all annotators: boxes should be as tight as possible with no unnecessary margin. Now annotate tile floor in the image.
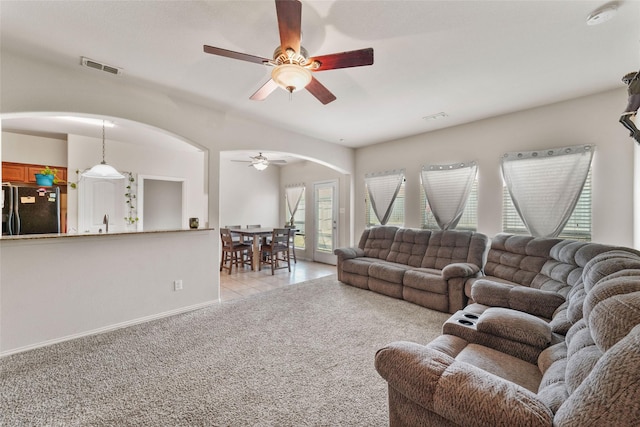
[219,259,336,302]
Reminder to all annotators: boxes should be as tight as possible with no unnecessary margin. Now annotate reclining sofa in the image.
[334,226,490,314]
[375,249,640,426]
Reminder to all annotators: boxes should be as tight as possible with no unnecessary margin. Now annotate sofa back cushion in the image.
[484,234,562,286]
[540,252,640,420]
[359,226,399,260]
[386,228,432,267]
[551,254,640,423]
[534,241,621,298]
[565,249,640,324]
[420,230,488,270]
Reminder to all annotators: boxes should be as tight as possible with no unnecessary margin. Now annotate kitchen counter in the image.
[1,227,219,356]
[0,227,215,240]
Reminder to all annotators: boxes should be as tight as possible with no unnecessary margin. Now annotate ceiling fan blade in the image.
[203,45,270,65]
[309,48,374,71]
[275,0,301,54]
[270,160,287,165]
[250,79,279,101]
[306,77,336,105]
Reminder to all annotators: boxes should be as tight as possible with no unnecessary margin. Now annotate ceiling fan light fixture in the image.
[271,64,312,93]
[252,161,269,171]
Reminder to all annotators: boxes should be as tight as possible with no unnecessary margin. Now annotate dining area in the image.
[219,225,298,275]
[218,225,334,302]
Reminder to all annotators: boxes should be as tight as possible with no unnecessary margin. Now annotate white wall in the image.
[219,158,281,228]
[1,49,356,276]
[1,230,217,355]
[355,89,635,247]
[142,179,183,231]
[280,160,352,259]
[1,131,67,166]
[66,134,206,233]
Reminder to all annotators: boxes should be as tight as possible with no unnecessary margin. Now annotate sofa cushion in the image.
[425,335,543,393]
[341,258,377,276]
[471,280,565,319]
[403,268,448,294]
[553,324,640,426]
[584,272,640,352]
[476,307,552,349]
[549,301,572,335]
[455,343,542,393]
[567,250,640,324]
[369,262,410,284]
[360,226,398,260]
[386,228,431,267]
[566,322,602,394]
[421,230,477,270]
[537,342,569,414]
[483,234,562,286]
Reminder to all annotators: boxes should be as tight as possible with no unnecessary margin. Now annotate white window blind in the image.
[420,161,477,230]
[366,180,405,227]
[364,170,405,225]
[501,144,594,238]
[422,179,478,231]
[503,168,592,240]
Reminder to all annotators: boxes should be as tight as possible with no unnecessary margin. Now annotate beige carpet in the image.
[0,275,450,426]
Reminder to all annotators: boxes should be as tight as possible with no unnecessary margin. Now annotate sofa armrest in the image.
[441,262,481,280]
[471,279,565,319]
[333,247,364,260]
[476,307,553,348]
[375,341,553,426]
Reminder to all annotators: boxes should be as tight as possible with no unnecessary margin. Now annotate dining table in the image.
[230,227,289,271]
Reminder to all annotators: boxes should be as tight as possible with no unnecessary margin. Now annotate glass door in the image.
[313,180,338,265]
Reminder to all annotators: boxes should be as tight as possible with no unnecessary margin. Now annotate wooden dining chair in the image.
[285,224,297,263]
[220,228,252,274]
[259,228,291,275]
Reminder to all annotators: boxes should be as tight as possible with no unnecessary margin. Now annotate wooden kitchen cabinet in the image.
[1,163,26,182]
[3,162,67,185]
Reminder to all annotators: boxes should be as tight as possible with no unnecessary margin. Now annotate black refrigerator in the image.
[2,184,61,235]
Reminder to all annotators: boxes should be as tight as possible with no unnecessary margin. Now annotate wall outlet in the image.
[174,279,183,291]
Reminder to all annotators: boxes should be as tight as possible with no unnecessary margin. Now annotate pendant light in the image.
[81,120,124,179]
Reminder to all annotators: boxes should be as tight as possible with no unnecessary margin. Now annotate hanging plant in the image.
[124,172,139,225]
[68,169,80,189]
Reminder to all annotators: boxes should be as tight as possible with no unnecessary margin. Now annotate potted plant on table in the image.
[35,166,58,186]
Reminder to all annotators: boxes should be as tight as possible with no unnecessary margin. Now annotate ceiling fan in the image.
[232,153,287,171]
[203,0,374,104]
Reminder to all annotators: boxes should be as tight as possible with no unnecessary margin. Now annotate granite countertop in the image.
[0,228,216,240]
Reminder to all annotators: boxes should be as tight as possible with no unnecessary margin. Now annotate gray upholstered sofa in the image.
[448,234,628,363]
[375,247,640,426]
[334,226,490,314]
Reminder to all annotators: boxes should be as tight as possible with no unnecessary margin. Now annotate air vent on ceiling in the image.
[81,57,123,76]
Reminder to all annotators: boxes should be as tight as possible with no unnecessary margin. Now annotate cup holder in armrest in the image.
[463,313,479,320]
[458,319,475,326]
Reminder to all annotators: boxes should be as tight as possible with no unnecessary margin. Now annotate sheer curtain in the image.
[501,144,594,237]
[365,170,405,225]
[421,161,477,230]
[285,184,305,227]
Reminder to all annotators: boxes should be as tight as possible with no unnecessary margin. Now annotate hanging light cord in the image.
[101,120,107,164]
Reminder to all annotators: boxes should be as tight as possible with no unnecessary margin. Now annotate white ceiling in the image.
[1,0,639,152]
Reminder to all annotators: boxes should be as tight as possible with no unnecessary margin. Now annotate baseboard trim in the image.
[0,300,219,358]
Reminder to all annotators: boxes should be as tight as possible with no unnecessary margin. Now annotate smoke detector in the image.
[586,3,618,26]
[81,57,123,75]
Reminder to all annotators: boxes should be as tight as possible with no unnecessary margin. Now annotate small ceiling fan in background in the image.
[203,0,374,104]
[232,153,287,171]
